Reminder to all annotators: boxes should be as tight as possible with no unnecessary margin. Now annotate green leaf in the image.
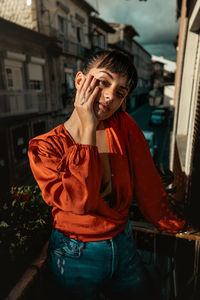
[11,199,17,207]
[0,221,10,228]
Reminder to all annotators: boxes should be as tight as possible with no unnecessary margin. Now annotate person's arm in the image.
[124,113,186,233]
[74,74,99,146]
[28,74,103,214]
[28,139,102,214]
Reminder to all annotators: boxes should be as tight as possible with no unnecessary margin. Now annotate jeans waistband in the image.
[51,219,132,243]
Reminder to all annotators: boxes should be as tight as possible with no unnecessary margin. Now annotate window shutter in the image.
[188,77,200,226]
[28,63,43,81]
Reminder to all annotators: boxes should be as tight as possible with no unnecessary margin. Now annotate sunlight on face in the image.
[87,67,130,120]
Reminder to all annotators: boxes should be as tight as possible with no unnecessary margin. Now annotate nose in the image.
[104,88,114,103]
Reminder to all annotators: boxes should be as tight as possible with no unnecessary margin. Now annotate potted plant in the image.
[0,185,52,299]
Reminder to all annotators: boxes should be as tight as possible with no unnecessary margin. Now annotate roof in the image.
[152,55,176,73]
[72,0,98,14]
[109,23,139,37]
[152,60,164,66]
[90,17,115,33]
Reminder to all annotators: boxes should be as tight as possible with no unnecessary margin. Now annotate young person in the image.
[28,50,185,300]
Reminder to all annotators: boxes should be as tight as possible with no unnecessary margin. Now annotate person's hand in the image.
[178,224,198,235]
[74,74,99,130]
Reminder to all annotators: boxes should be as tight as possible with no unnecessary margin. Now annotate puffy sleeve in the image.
[125,113,186,233]
[28,138,102,214]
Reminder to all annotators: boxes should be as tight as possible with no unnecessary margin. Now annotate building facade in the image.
[89,16,115,52]
[170,0,200,227]
[150,56,177,107]
[0,0,97,114]
[108,23,139,56]
[131,39,152,110]
[0,17,62,190]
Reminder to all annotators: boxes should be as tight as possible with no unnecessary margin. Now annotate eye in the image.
[117,92,125,98]
[99,79,109,87]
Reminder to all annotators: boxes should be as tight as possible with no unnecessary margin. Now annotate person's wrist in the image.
[178,222,198,234]
[180,222,189,233]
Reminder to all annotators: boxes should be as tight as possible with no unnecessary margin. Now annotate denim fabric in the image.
[47,221,155,300]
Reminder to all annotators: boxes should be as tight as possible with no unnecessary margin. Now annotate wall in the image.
[170,0,200,203]
[0,0,37,30]
[38,0,90,49]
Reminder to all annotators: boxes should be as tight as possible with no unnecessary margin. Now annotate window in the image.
[58,15,65,34]
[100,35,105,49]
[29,80,43,91]
[6,68,13,87]
[65,72,74,90]
[93,32,105,49]
[77,27,83,43]
[5,67,23,90]
[93,33,99,47]
[57,15,68,36]
[28,63,43,91]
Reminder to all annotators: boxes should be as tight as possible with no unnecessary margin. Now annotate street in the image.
[129,103,173,168]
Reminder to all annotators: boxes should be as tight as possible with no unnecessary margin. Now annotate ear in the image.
[75,71,85,89]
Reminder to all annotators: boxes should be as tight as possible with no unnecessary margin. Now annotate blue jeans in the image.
[47,221,155,300]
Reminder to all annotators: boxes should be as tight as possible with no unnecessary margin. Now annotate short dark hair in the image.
[81,50,138,94]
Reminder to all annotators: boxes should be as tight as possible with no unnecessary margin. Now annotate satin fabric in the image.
[28,112,185,242]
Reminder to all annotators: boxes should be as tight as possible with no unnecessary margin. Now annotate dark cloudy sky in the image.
[87,0,179,61]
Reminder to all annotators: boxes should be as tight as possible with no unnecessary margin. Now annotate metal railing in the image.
[0,90,47,117]
[50,28,87,57]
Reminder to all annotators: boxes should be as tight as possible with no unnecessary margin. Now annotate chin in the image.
[94,103,113,120]
[95,110,113,121]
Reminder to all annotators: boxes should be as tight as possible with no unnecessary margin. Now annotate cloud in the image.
[87,0,179,59]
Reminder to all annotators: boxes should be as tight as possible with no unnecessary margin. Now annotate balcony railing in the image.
[50,28,87,57]
[0,90,47,117]
[5,220,200,300]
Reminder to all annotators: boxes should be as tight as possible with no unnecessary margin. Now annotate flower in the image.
[21,194,30,201]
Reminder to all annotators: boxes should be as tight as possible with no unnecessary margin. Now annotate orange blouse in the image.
[28,111,185,242]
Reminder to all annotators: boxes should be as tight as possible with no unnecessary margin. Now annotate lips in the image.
[98,102,110,111]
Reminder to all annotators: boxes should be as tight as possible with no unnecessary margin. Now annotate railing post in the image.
[193,240,200,298]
